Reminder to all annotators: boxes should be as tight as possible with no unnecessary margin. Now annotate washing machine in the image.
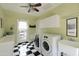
[41,33,61,56]
[58,40,79,56]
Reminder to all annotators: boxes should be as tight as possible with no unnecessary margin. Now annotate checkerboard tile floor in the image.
[13,41,43,56]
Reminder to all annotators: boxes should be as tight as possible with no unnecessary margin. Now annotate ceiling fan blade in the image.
[20,6,28,7]
[32,8,39,12]
[32,3,41,7]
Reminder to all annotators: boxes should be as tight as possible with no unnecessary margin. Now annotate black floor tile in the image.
[26,51,32,55]
[33,51,40,56]
[30,47,35,50]
[13,49,19,52]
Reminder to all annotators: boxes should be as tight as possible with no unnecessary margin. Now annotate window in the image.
[18,21,28,30]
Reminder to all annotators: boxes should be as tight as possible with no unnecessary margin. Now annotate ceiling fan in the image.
[20,3,42,13]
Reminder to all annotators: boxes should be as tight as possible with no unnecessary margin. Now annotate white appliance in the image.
[41,33,61,56]
[58,40,79,56]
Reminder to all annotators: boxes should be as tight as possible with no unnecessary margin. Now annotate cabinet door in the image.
[39,15,60,28]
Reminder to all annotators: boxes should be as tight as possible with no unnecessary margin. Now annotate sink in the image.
[58,40,79,56]
[59,40,79,48]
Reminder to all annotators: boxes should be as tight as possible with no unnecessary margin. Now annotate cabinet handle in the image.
[61,52,63,56]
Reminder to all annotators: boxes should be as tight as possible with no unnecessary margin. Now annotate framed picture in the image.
[66,17,78,37]
[0,18,2,28]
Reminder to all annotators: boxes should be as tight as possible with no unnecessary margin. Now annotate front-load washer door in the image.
[41,40,52,55]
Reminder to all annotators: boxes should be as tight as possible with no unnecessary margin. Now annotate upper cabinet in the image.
[38,15,60,28]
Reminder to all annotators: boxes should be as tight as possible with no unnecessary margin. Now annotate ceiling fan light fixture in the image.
[20,3,42,13]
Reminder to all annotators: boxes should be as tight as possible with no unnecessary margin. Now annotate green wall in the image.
[2,9,37,32]
[0,6,5,38]
[3,9,38,42]
[0,7,38,42]
[1,3,79,42]
[0,6,5,28]
[37,3,79,41]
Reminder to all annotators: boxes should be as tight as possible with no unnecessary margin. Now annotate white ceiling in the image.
[0,3,61,16]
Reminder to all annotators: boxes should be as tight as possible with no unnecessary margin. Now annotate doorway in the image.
[17,20,28,43]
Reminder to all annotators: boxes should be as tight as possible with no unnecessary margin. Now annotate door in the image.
[17,20,28,43]
[41,39,52,55]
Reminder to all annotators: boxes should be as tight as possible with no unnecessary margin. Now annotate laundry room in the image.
[0,3,79,56]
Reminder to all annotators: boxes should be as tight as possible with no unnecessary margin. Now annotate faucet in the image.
[68,38,75,41]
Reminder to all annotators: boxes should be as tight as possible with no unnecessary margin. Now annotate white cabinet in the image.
[0,35,14,56]
[38,15,60,28]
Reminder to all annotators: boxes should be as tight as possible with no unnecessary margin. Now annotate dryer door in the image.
[41,39,52,55]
